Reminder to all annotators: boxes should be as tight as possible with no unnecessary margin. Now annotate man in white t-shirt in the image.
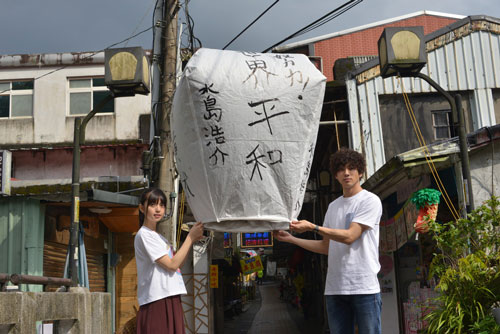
[274,148,383,334]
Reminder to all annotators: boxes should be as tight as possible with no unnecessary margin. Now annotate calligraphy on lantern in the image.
[195,52,312,185]
[296,142,315,211]
[199,83,228,166]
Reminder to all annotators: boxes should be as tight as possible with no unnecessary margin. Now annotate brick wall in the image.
[314,15,459,81]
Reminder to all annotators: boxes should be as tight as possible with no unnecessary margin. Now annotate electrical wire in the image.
[300,1,361,37]
[401,83,460,220]
[334,110,340,150]
[261,0,363,53]
[184,0,194,52]
[176,189,185,249]
[125,0,158,47]
[151,0,163,52]
[398,77,461,221]
[178,0,201,53]
[222,0,280,50]
[0,26,154,97]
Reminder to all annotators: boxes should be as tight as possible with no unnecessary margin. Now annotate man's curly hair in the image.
[330,148,366,176]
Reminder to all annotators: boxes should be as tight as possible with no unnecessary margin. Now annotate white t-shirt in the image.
[134,226,187,306]
[324,189,382,295]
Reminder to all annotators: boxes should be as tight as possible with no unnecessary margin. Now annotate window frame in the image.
[431,109,452,140]
[67,77,114,116]
[0,79,34,119]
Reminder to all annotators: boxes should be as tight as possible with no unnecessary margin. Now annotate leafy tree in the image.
[425,196,500,333]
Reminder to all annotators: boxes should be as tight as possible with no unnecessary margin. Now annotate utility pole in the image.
[156,0,180,244]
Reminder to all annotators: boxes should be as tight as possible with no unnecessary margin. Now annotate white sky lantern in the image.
[171,48,326,232]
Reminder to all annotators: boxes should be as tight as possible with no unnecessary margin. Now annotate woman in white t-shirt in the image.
[135,188,204,334]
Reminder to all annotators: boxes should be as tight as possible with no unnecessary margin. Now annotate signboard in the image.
[209,265,218,288]
[171,48,326,232]
[223,232,232,248]
[241,232,273,248]
[0,150,12,196]
[239,255,263,276]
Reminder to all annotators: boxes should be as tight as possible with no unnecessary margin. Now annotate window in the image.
[432,110,451,139]
[0,80,34,118]
[68,78,114,115]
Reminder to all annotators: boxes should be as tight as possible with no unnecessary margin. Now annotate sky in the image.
[0,0,499,55]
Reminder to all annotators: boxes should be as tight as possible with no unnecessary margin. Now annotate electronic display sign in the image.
[240,232,273,248]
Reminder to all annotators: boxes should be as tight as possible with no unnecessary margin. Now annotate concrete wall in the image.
[379,92,474,160]
[11,145,144,180]
[380,253,399,334]
[0,288,111,334]
[493,88,500,124]
[470,142,500,208]
[0,64,150,146]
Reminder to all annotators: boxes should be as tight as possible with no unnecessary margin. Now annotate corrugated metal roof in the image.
[362,124,500,191]
[0,50,152,69]
[352,15,500,78]
[347,16,500,178]
[350,55,378,68]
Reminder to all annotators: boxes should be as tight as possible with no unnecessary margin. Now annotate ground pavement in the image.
[247,282,302,334]
[224,281,324,334]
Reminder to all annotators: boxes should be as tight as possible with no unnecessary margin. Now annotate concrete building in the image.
[275,10,464,82]
[274,11,500,334]
[346,14,499,333]
[0,51,151,332]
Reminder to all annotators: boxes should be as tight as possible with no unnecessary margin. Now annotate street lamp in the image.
[68,47,150,286]
[378,27,474,216]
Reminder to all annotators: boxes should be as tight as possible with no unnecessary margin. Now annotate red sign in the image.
[209,265,218,288]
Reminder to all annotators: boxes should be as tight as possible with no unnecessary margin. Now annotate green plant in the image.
[424,196,500,333]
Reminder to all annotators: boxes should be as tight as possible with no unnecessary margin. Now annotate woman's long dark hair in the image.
[139,188,167,227]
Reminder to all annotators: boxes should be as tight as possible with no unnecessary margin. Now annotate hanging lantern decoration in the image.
[171,48,326,232]
[410,188,441,234]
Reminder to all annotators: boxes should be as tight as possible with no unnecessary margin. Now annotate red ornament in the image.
[414,203,438,233]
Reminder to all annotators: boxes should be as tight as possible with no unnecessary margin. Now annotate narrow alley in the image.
[224,281,324,334]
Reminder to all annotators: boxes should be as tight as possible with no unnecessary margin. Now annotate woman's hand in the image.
[188,222,204,242]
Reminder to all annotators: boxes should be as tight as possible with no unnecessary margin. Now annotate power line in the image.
[180,0,202,53]
[222,0,279,50]
[296,0,362,37]
[0,26,153,96]
[261,0,363,53]
[125,0,158,47]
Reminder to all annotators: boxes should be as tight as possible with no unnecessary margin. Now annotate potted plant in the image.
[424,196,500,333]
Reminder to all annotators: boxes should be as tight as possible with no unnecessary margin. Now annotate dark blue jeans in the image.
[325,293,382,334]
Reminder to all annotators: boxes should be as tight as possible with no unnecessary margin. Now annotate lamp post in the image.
[68,47,150,286]
[378,27,474,216]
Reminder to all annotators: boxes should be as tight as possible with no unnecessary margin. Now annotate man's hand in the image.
[273,230,294,243]
[290,220,315,233]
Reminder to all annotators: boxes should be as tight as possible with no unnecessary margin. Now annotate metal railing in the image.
[0,273,72,292]
[0,273,10,291]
